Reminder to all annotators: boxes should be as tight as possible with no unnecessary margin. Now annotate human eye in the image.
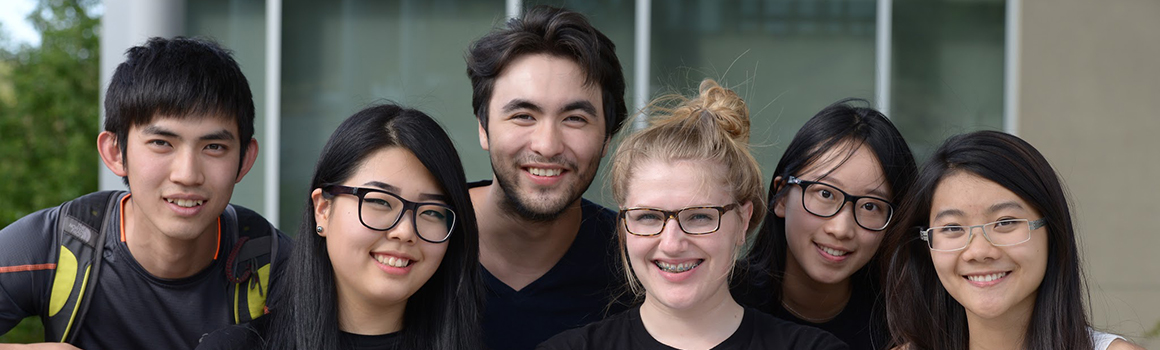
[860,202,880,212]
[419,207,449,221]
[630,211,663,224]
[146,139,171,148]
[204,143,229,155]
[563,115,590,126]
[936,225,966,237]
[364,197,393,209]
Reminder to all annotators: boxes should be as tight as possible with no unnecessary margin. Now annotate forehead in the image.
[129,114,239,136]
[350,147,444,196]
[624,159,731,208]
[800,142,890,195]
[489,54,602,110]
[930,171,1037,218]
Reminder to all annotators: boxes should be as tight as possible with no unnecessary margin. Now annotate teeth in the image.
[528,168,563,177]
[374,255,411,268]
[966,272,1008,282]
[820,245,849,257]
[654,260,701,273]
[166,198,204,208]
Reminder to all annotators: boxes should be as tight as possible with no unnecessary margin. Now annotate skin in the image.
[311,147,450,335]
[97,116,258,279]
[471,53,608,291]
[773,143,890,321]
[625,160,753,350]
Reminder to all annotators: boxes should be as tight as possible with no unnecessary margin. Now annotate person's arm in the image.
[0,209,59,337]
[1106,339,1146,350]
[0,344,81,350]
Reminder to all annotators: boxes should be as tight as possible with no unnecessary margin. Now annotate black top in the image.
[537,306,849,350]
[195,315,402,350]
[0,191,292,350]
[732,272,889,350]
[471,180,630,350]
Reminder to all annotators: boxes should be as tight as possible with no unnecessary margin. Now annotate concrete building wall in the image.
[1019,0,1160,346]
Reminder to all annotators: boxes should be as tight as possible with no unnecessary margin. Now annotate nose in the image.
[959,226,1002,262]
[657,217,688,254]
[385,210,418,244]
[170,148,205,186]
[821,203,857,240]
[528,122,564,158]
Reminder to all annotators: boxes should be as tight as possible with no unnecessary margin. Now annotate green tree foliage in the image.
[0,0,100,227]
[0,0,99,343]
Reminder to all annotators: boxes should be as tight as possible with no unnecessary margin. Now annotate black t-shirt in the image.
[471,180,630,350]
[0,191,292,350]
[194,314,402,350]
[732,272,889,350]
[537,306,849,350]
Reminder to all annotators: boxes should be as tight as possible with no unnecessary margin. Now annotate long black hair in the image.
[267,104,483,350]
[883,130,1091,350]
[739,98,917,305]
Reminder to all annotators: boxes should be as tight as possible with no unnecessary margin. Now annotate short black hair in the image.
[104,36,255,173]
[465,5,627,139]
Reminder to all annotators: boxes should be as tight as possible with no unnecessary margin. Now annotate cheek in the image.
[930,254,959,286]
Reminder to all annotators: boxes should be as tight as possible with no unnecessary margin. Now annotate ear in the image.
[601,136,611,157]
[235,138,260,183]
[311,188,331,237]
[97,131,128,177]
[771,176,788,219]
[477,120,490,151]
[737,200,754,246]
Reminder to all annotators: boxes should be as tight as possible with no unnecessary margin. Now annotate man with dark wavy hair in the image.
[465,6,629,350]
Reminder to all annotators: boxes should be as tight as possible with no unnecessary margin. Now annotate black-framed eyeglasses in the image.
[785,175,895,231]
[618,204,740,236]
[322,185,456,243]
[920,218,1046,252]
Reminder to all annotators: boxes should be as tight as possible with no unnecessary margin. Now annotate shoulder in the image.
[1106,339,1146,350]
[195,323,266,350]
[538,308,638,350]
[745,308,848,349]
[196,318,269,350]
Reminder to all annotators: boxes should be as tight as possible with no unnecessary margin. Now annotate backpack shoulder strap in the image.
[224,204,278,324]
[46,191,120,343]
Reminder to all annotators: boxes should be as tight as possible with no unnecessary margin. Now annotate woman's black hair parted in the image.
[739,98,918,304]
[104,36,255,173]
[465,5,627,139]
[266,104,483,350]
[883,130,1091,350]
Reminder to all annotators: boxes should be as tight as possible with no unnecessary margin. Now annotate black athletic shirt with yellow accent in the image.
[0,191,292,350]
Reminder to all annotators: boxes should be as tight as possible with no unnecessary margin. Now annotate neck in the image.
[639,284,744,350]
[122,197,218,279]
[336,285,405,335]
[471,184,582,290]
[780,252,852,323]
[965,297,1036,350]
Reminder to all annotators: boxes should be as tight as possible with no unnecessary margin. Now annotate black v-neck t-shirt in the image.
[471,181,630,350]
[536,306,849,350]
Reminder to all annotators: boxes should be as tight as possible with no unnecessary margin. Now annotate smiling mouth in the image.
[965,272,1009,282]
[816,243,850,257]
[374,255,412,268]
[528,167,563,177]
[654,260,703,273]
[166,198,205,208]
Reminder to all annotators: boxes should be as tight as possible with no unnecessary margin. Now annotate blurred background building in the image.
[2,0,1157,346]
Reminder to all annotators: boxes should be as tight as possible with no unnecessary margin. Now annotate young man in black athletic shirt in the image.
[464,6,630,350]
[0,37,290,350]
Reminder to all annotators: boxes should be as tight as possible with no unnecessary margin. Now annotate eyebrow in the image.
[141,125,236,142]
[932,208,966,222]
[986,201,1025,215]
[501,99,543,114]
[560,100,598,116]
[364,181,448,202]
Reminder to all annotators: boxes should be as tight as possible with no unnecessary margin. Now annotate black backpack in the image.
[43,191,279,343]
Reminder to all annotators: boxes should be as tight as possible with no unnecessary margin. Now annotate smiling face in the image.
[478,53,607,221]
[100,116,256,242]
[313,147,450,314]
[623,160,752,311]
[775,143,891,285]
[928,171,1048,321]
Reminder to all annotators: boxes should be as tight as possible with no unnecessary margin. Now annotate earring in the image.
[316,226,324,234]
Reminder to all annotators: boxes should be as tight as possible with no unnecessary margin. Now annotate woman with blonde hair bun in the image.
[538,79,846,350]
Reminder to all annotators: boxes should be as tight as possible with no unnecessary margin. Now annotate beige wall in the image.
[1019,0,1160,347]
